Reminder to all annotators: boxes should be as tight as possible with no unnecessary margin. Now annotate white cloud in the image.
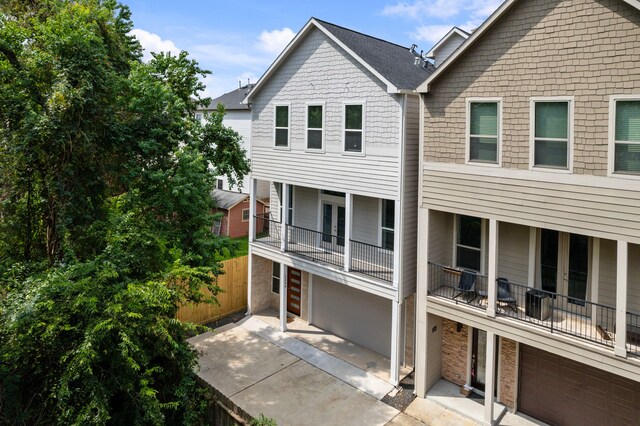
[382,0,502,21]
[256,28,295,54]
[129,28,180,62]
[411,24,456,44]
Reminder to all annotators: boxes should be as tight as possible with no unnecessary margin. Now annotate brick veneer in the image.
[499,337,517,409]
[441,319,468,386]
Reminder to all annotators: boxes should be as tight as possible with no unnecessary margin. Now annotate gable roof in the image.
[212,189,249,210]
[206,84,254,111]
[425,27,470,58]
[246,17,433,101]
[418,0,640,93]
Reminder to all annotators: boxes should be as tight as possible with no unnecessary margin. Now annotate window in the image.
[344,104,363,153]
[216,179,223,190]
[275,105,289,147]
[532,99,571,169]
[381,199,394,250]
[194,113,203,121]
[468,100,499,163]
[275,182,283,222]
[241,209,249,222]
[612,98,640,174]
[271,262,281,294]
[287,185,294,225]
[456,215,482,271]
[306,105,323,150]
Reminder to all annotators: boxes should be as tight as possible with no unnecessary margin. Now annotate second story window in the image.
[344,104,363,153]
[275,105,289,148]
[381,199,394,250]
[532,99,572,170]
[612,98,640,174]
[306,104,323,150]
[456,215,482,272]
[468,100,499,163]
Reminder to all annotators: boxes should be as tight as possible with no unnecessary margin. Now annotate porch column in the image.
[415,207,429,397]
[591,238,600,322]
[486,218,498,318]
[615,240,628,357]
[483,331,496,425]
[392,199,401,288]
[247,246,253,314]
[249,178,257,242]
[280,183,289,252]
[390,299,402,386]
[279,263,287,332]
[344,193,353,272]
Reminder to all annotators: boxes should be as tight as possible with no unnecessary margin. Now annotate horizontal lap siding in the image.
[422,170,640,244]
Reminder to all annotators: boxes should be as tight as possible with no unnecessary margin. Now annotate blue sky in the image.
[125,0,504,98]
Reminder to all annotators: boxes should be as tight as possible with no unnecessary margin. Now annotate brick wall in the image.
[499,337,517,409]
[441,319,468,386]
[250,254,273,313]
[424,0,640,176]
[300,271,309,322]
[404,293,415,368]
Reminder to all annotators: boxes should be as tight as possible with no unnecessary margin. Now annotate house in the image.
[197,84,255,193]
[244,17,433,385]
[425,27,469,68]
[211,189,267,238]
[414,0,640,424]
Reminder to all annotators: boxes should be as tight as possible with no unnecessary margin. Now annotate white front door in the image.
[321,202,345,250]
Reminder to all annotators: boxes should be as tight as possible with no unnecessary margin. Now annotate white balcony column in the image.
[483,331,497,425]
[279,263,288,332]
[249,178,258,242]
[390,299,402,386]
[591,238,600,322]
[415,207,429,397]
[392,199,402,288]
[247,245,253,314]
[486,218,498,318]
[615,240,628,357]
[344,193,353,272]
[280,183,289,253]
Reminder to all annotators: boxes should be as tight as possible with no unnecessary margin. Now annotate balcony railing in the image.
[252,217,393,283]
[350,240,393,282]
[426,262,640,352]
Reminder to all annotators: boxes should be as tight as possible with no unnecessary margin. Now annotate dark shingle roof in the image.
[207,84,255,111]
[315,18,434,91]
[212,189,248,210]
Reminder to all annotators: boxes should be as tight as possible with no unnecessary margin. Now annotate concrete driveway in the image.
[189,316,400,426]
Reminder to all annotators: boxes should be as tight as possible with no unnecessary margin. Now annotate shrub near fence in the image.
[176,256,248,324]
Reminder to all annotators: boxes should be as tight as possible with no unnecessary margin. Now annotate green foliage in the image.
[249,414,278,426]
[0,0,250,424]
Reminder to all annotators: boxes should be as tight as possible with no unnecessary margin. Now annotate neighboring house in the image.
[212,189,267,238]
[244,17,433,384]
[425,27,469,68]
[197,84,255,193]
[415,0,640,425]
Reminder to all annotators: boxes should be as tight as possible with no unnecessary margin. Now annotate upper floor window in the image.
[381,199,394,250]
[344,104,364,153]
[468,100,499,164]
[306,104,324,150]
[456,215,482,272]
[275,105,289,147]
[216,179,223,190]
[611,97,640,175]
[194,113,203,122]
[531,98,572,170]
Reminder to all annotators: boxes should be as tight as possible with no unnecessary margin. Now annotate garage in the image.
[518,345,640,426]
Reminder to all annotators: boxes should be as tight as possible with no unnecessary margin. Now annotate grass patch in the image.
[217,236,249,260]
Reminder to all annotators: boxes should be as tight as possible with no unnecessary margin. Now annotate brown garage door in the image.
[519,345,640,426]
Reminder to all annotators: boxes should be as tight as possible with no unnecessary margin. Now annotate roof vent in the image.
[409,44,427,68]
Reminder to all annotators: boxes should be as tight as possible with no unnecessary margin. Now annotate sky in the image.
[125,0,504,99]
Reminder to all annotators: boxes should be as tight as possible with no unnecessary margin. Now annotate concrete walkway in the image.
[189,316,399,425]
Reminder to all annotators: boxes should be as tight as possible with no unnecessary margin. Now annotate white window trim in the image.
[274,103,291,150]
[241,208,250,222]
[271,261,281,295]
[452,214,485,274]
[608,94,640,178]
[378,198,395,248]
[465,97,502,167]
[342,101,366,156]
[529,96,574,173]
[305,102,325,153]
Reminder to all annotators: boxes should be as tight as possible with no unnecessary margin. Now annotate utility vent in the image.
[409,44,428,69]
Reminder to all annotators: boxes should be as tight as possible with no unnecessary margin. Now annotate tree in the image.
[0,0,249,424]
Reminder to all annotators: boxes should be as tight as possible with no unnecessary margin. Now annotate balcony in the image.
[254,213,393,283]
[428,262,640,356]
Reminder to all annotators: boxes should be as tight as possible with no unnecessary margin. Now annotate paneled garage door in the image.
[519,345,640,426]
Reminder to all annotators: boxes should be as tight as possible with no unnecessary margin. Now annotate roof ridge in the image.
[312,17,412,51]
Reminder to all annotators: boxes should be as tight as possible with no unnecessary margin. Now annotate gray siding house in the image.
[415,0,640,424]
[245,17,432,385]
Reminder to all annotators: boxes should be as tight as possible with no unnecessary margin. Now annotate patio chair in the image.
[452,269,477,302]
[497,278,518,313]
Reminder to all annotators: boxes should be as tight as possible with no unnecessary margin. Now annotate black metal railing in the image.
[253,214,281,248]
[627,312,640,356]
[427,262,488,311]
[286,224,344,269]
[350,239,393,282]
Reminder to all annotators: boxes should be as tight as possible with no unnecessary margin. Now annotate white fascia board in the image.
[425,27,469,58]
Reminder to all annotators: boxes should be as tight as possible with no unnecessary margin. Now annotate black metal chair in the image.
[497,277,518,313]
[452,269,477,302]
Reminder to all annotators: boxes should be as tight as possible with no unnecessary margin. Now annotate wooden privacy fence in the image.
[176,256,248,324]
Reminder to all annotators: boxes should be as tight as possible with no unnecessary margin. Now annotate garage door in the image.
[519,345,640,426]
